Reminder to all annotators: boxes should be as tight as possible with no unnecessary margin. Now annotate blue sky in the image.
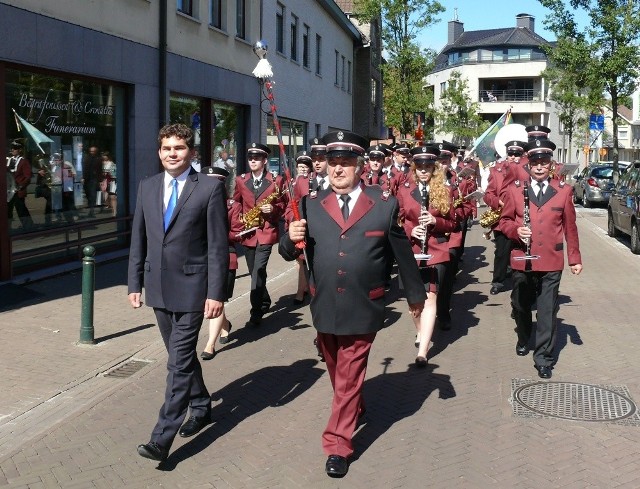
[416,0,590,53]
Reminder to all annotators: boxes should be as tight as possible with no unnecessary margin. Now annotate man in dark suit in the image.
[128,123,229,462]
[83,145,103,217]
[279,131,426,478]
[500,138,582,379]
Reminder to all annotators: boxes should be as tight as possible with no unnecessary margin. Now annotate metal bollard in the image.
[79,245,96,344]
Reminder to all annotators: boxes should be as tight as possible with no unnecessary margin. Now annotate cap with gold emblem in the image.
[437,141,458,157]
[525,125,551,141]
[201,166,230,178]
[524,138,556,160]
[310,137,326,155]
[322,130,368,157]
[410,144,440,161]
[246,142,270,155]
[367,144,390,158]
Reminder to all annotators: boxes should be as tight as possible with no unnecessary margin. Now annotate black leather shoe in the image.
[535,365,552,379]
[516,343,529,356]
[247,315,262,327]
[137,442,168,461]
[179,414,210,438]
[200,350,216,360]
[325,455,349,477]
[261,303,271,314]
[293,297,304,305]
[490,284,504,295]
[415,356,428,368]
[219,322,232,344]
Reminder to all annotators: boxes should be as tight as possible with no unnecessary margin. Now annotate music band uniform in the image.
[279,131,425,477]
[500,138,582,379]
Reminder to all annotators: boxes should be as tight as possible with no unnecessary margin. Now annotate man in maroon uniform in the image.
[484,140,527,295]
[233,143,285,326]
[280,130,425,477]
[500,138,582,379]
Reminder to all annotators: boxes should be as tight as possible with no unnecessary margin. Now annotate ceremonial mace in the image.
[252,40,308,260]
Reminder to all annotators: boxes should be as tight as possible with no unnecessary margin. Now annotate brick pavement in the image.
[1,207,640,488]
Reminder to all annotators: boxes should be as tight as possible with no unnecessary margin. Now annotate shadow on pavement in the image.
[0,258,128,312]
[353,360,455,460]
[157,358,323,470]
[94,323,156,343]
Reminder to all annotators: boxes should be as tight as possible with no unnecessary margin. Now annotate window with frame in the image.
[210,0,222,29]
[335,51,339,85]
[235,0,246,39]
[347,60,351,93]
[371,78,377,105]
[290,15,298,61]
[276,4,285,54]
[315,34,322,75]
[177,0,193,16]
[341,55,346,90]
[303,25,310,68]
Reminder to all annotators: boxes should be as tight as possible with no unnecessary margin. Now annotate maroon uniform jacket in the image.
[396,181,457,265]
[227,198,244,270]
[8,156,32,198]
[232,171,285,247]
[500,178,581,272]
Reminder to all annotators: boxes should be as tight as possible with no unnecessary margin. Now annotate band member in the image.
[500,138,582,379]
[279,130,425,477]
[292,150,313,304]
[484,140,527,295]
[7,140,33,230]
[379,144,405,195]
[362,144,389,185]
[393,143,411,178]
[199,166,243,359]
[233,143,286,327]
[397,144,457,363]
[309,137,329,193]
[434,142,466,330]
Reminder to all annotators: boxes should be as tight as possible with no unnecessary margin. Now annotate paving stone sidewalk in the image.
[1,208,640,488]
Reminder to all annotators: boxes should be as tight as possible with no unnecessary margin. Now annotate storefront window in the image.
[266,115,306,172]
[4,68,125,273]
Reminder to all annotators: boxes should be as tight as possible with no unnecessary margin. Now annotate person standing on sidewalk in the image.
[127,123,229,462]
[500,138,582,379]
[279,130,425,478]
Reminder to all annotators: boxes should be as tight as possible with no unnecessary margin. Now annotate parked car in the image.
[607,162,640,254]
[573,164,615,207]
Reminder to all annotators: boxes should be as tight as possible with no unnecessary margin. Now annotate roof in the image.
[433,26,552,69]
[334,0,355,13]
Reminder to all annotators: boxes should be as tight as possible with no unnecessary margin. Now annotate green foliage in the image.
[538,0,640,169]
[434,71,489,145]
[354,0,445,136]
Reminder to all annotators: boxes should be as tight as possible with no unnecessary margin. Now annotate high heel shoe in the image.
[415,356,428,368]
[218,322,233,345]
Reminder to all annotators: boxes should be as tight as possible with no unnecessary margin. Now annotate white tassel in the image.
[252,58,273,79]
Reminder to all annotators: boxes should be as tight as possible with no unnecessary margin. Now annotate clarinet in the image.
[522,182,532,256]
[421,187,430,255]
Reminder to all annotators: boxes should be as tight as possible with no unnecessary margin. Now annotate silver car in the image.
[573,164,615,208]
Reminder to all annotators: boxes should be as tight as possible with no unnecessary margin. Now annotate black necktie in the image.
[536,182,544,201]
[318,178,325,190]
[340,194,350,222]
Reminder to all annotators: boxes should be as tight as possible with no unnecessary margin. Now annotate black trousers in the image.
[511,270,562,367]
[151,308,210,449]
[244,244,273,316]
[492,230,512,286]
[8,194,32,227]
[437,248,461,322]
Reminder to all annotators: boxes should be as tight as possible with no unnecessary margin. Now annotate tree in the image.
[354,0,445,137]
[434,70,489,146]
[538,0,640,174]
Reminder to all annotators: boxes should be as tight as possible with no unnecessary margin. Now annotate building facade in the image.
[0,0,266,280]
[425,14,561,157]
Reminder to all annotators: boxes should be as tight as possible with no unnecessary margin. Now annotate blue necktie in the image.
[164,179,178,231]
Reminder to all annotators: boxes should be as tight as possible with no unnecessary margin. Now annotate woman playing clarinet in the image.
[397,144,457,367]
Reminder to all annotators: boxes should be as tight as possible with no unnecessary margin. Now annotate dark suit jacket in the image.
[127,168,229,312]
[279,184,426,335]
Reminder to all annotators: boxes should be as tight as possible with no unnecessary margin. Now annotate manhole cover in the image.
[511,379,640,426]
[104,359,151,378]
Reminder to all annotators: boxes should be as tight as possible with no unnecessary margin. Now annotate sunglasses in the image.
[507,152,522,157]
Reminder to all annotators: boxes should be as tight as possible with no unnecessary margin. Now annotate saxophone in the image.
[241,187,281,229]
[479,207,502,240]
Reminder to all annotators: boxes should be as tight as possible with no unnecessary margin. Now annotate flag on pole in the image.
[467,109,512,166]
[12,109,54,154]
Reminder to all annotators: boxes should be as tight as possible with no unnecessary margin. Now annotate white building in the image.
[425,13,563,157]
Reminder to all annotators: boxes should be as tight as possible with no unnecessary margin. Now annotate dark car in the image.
[573,164,615,208]
[607,162,640,254]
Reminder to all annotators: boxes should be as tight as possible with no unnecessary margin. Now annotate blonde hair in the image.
[410,162,450,214]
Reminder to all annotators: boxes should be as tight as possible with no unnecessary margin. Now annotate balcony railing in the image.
[479,89,543,103]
